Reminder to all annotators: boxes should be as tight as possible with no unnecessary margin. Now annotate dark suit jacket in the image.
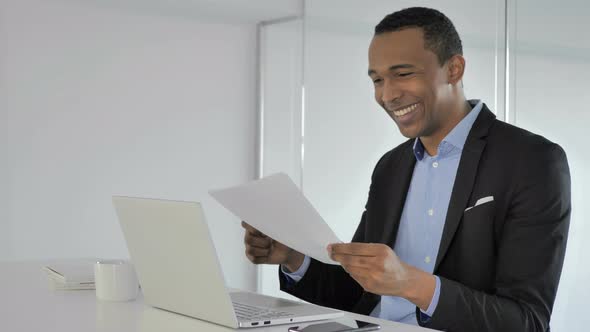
[279,102,571,332]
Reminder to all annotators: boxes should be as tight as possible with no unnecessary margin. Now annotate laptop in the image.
[112,196,343,328]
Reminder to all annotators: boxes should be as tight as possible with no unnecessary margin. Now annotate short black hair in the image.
[375,7,463,66]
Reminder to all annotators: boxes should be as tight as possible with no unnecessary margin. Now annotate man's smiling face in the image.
[368,28,454,140]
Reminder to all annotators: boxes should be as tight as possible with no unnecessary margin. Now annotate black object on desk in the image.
[288,319,380,332]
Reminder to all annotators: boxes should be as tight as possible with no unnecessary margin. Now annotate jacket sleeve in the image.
[419,143,571,332]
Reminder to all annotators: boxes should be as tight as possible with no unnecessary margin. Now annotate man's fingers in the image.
[246,246,271,258]
[329,242,383,256]
[246,253,269,264]
[244,232,271,248]
[331,253,375,268]
[250,257,271,264]
[241,221,264,236]
[343,265,368,277]
[342,266,370,286]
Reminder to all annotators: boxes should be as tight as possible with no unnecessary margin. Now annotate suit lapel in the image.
[380,141,416,246]
[434,105,496,270]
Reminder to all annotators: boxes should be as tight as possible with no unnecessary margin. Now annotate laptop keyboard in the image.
[232,301,293,321]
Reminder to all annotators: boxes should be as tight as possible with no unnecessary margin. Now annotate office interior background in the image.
[0,0,587,331]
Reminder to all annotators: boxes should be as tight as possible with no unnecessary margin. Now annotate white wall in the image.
[513,1,590,330]
[0,0,258,291]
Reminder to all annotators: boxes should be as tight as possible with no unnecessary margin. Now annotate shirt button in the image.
[432,162,439,168]
[425,256,431,264]
[428,209,434,216]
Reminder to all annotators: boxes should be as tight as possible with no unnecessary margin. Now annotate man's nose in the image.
[380,80,402,105]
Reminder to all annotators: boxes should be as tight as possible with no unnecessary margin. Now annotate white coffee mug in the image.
[94,260,139,302]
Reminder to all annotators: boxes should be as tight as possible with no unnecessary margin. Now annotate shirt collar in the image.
[413,99,484,160]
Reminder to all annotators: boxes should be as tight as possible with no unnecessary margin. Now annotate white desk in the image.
[0,261,436,332]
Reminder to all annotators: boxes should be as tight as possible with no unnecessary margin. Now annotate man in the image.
[242,7,570,332]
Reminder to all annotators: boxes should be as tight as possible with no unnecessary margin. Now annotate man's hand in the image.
[242,221,304,272]
[328,243,435,310]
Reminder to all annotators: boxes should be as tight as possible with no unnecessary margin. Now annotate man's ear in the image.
[446,54,465,85]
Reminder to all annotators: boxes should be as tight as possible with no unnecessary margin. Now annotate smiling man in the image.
[242,7,571,332]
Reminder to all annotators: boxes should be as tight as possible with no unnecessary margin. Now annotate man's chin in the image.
[395,123,420,139]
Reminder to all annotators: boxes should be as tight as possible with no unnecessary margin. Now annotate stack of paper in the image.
[42,260,95,290]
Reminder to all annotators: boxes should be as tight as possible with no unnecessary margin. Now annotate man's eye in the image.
[373,78,383,84]
[398,72,414,77]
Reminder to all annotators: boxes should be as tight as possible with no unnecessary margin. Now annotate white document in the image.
[209,173,341,264]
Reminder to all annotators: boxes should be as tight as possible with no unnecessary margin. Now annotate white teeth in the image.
[393,103,418,117]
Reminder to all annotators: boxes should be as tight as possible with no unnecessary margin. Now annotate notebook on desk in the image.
[112,196,343,329]
[42,260,95,290]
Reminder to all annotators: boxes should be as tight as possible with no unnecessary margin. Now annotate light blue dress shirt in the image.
[283,100,484,325]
